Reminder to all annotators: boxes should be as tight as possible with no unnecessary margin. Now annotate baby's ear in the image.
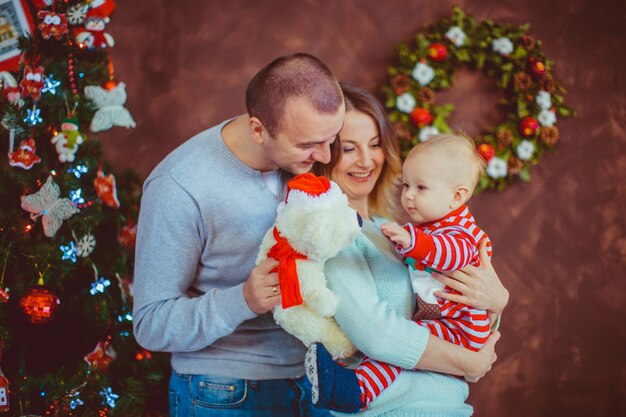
[451,185,470,209]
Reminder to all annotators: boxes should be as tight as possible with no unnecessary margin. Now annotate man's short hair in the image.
[245,53,343,137]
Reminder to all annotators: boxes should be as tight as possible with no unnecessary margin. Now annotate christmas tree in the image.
[0,1,169,415]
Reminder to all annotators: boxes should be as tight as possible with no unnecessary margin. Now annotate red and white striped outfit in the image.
[354,205,492,408]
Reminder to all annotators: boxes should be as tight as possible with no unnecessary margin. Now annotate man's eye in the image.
[417,185,426,191]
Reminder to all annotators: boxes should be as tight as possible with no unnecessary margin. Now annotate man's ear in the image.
[249,116,266,145]
[451,185,470,210]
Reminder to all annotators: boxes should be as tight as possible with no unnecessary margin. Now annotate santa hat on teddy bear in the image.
[269,173,348,310]
[283,173,346,210]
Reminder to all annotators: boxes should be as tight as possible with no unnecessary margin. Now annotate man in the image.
[132,53,344,416]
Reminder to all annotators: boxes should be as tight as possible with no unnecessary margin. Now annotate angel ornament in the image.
[21,176,79,237]
[84,82,136,132]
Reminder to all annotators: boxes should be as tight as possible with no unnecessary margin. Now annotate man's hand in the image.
[432,239,509,313]
[243,258,281,315]
[381,222,412,249]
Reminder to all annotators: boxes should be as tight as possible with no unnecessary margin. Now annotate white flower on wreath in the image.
[486,157,508,179]
[492,37,514,55]
[516,140,535,161]
[536,91,552,110]
[396,92,416,113]
[537,109,556,127]
[445,26,466,47]
[411,62,435,86]
[76,233,96,257]
[419,126,440,142]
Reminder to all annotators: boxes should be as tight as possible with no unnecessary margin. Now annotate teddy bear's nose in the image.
[356,212,363,228]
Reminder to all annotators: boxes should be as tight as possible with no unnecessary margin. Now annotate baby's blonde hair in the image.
[406,133,486,193]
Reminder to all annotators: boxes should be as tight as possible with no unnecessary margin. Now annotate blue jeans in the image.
[169,371,332,417]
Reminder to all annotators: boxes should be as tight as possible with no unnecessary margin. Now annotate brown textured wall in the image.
[106,1,626,415]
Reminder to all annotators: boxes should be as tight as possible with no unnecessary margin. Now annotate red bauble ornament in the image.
[477,143,495,161]
[519,116,540,137]
[410,108,434,128]
[528,57,546,77]
[427,43,448,62]
[19,286,60,325]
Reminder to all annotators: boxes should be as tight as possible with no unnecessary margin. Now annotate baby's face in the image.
[400,151,457,224]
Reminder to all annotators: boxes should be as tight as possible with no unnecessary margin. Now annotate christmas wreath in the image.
[383,7,574,192]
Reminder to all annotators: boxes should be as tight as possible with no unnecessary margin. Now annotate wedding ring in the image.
[272,285,279,294]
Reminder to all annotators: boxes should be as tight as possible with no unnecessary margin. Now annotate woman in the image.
[310,83,508,416]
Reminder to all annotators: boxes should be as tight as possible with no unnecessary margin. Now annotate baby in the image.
[307,133,494,413]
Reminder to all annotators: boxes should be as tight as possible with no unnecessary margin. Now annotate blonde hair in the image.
[313,83,401,219]
[406,133,486,193]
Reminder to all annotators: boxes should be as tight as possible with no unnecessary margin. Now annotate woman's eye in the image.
[342,147,355,153]
[417,185,426,191]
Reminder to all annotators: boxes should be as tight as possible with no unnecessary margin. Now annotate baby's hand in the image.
[380,222,411,249]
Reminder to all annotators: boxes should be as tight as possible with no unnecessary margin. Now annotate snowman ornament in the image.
[51,118,86,163]
[75,14,114,50]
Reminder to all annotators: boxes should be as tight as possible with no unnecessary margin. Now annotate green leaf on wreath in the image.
[501,73,511,89]
[437,103,455,117]
[433,117,451,133]
[558,107,572,117]
[479,175,490,189]
[517,98,530,118]
[476,52,486,69]
[518,167,531,182]
[455,48,471,61]
[510,47,528,60]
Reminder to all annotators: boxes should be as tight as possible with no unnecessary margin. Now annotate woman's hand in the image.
[432,239,509,314]
[465,331,501,381]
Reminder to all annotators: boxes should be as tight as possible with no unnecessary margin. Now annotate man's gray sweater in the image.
[132,120,305,379]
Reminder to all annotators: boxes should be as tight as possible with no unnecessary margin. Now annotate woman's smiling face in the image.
[331,110,386,208]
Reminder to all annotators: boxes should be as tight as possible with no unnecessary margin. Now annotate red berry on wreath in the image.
[519,116,540,137]
[477,143,495,161]
[528,57,546,77]
[410,108,434,128]
[427,43,448,62]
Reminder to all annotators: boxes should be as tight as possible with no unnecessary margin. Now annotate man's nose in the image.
[313,142,332,164]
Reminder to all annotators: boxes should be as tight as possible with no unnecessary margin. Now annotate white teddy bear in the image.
[256,173,362,359]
